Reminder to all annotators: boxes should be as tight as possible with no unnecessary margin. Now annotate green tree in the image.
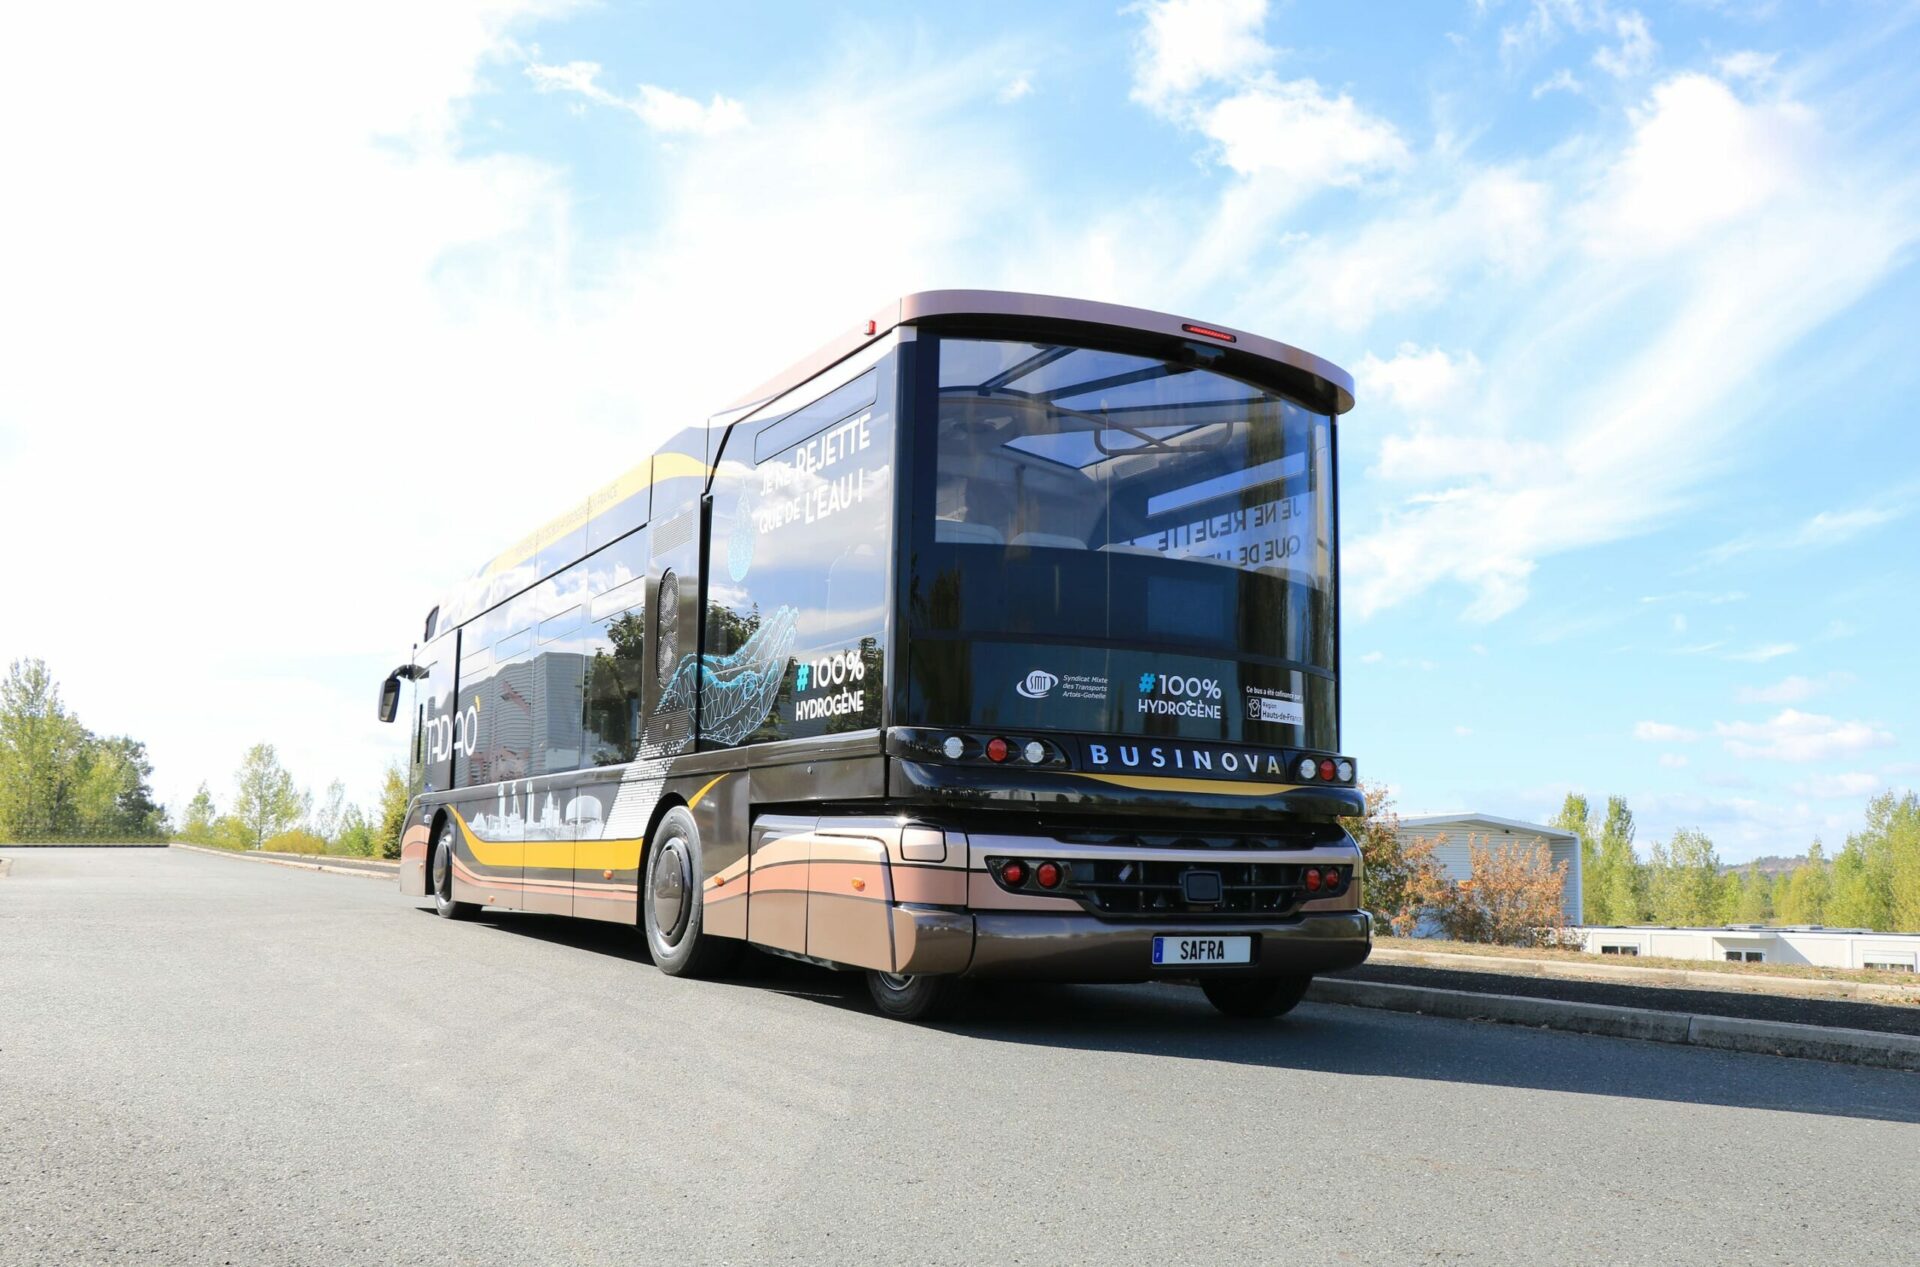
[333,805,375,857]
[1733,863,1774,923]
[1859,791,1920,932]
[1648,828,1720,925]
[0,658,89,839]
[1587,795,1644,924]
[180,783,218,844]
[1776,839,1829,925]
[1825,837,1888,930]
[231,744,309,849]
[1550,793,1601,923]
[312,779,348,842]
[375,763,409,860]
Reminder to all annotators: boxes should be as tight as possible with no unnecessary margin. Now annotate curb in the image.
[1369,945,1920,1006]
[167,842,397,881]
[1307,978,1920,1073]
[0,857,10,877]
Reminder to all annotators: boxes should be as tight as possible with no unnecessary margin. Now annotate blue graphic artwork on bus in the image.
[656,605,799,748]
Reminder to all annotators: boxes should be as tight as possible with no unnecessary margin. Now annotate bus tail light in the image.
[999,860,1026,887]
[942,735,966,759]
[1304,868,1322,892]
[1318,759,1336,781]
[1035,861,1062,890]
[1297,757,1317,780]
[985,737,1011,763]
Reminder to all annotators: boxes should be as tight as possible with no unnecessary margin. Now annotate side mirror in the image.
[377,675,403,724]
[377,663,428,723]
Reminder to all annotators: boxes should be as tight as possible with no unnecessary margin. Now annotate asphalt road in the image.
[4,848,1916,1266]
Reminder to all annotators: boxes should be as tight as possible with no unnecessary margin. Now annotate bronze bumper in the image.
[894,907,1372,981]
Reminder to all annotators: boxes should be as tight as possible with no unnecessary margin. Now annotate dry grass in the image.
[1374,935,1920,991]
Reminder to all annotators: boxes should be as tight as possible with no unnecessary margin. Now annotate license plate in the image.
[1152,935,1252,966]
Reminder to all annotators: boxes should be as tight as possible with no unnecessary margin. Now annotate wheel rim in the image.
[651,839,692,944]
[876,972,915,993]
[432,837,451,901]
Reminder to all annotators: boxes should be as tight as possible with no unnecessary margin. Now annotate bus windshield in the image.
[909,335,1338,745]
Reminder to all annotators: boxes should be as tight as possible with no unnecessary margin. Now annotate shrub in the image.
[205,815,258,851]
[1435,834,1572,947]
[262,828,328,855]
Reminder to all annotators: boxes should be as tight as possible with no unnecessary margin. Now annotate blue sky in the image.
[2,0,1916,859]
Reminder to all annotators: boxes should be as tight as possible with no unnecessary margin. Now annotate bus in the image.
[377,290,1370,1020]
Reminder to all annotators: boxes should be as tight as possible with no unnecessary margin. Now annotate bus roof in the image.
[434,290,1354,637]
[726,289,1356,419]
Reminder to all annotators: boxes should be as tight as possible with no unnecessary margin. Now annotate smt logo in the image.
[1015,669,1059,700]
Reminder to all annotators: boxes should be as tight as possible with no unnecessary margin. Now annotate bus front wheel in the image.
[1201,975,1312,1019]
[430,822,477,921]
[642,807,738,979]
[866,971,963,1022]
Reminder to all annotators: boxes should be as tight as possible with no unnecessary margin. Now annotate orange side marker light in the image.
[852,878,866,892]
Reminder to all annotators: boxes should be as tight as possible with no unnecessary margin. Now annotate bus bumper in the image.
[895,908,1372,982]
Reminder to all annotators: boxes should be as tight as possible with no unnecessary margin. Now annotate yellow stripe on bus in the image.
[1069,772,1305,797]
[453,810,644,874]
[480,451,715,577]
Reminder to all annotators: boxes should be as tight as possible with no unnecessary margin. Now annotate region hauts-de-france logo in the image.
[1016,669,1058,700]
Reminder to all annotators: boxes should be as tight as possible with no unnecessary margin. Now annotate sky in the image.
[2,0,1916,861]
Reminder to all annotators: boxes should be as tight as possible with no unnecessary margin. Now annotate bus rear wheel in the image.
[642,807,738,979]
[866,971,963,1022]
[430,822,477,921]
[1201,975,1312,1019]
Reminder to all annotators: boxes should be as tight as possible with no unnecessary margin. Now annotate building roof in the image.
[1584,925,1920,941]
[1397,813,1578,844]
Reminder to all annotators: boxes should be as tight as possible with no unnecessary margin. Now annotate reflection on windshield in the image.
[932,339,1330,592]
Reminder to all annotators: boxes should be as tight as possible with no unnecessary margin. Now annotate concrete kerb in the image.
[0,857,11,877]
[1309,978,1920,1073]
[167,841,398,881]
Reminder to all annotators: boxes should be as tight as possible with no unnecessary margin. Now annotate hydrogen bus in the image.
[377,290,1370,1020]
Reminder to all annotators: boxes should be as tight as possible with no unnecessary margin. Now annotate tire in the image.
[430,821,477,921]
[866,970,964,1022]
[641,806,738,978]
[1201,975,1312,1019]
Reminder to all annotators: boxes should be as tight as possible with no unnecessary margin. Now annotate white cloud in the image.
[1345,63,1915,621]
[1129,0,1271,110]
[1788,772,1882,799]
[1197,78,1408,180]
[1716,710,1895,762]
[1356,344,1484,414]
[1636,721,1700,743]
[1736,673,1849,705]
[526,61,748,134]
[1583,73,1811,256]
[1359,651,1386,664]
[1725,643,1797,663]
[1659,752,1690,769]
[1591,10,1656,79]
[1704,502,1912,565]
[998,74,1034,103]
[1716,50,1778,83]
[1533,68,1583,98]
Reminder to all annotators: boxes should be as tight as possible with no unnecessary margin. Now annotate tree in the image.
[0,659,165,840]
[1825,838,1887,930]
[1585,795,1645,925]
[1647,828,1721,926]
[1733,863,1773,923]
[333,805,375,857]
[375,763,409,860]
[312,779,348,842]
[1776,839,1829,925]
[1350,781,1451,936]
[0,658,89,839]
[180,783,218,844]
[1434,835,1571,947]
[1550,793,1602,923]
[231,744,309,849]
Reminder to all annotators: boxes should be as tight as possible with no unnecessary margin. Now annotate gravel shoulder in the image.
[1341,961,1920,1036]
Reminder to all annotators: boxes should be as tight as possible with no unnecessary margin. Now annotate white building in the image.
[1579,925,1920,972]
[1396,813,1583,926]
